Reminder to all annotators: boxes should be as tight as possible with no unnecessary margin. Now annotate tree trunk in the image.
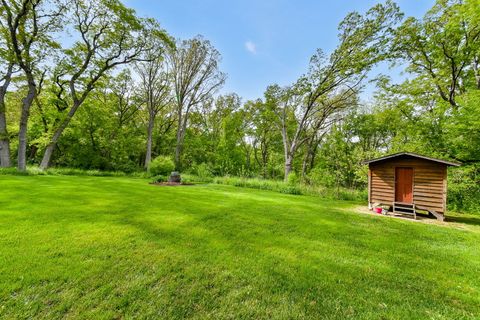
[473,57,480,90]
[284,155,293,182]
[0,109,10,167]
[301,134,320,178]
[29,144,38,160]
[174,129,183,171]
[301,152,309,178]
[244,144,251,171]
[174,111,188,171]
[40,142,55,170]
[302,136,314,178]
[309,144,318,170]
[17,83,36,171]
[39,103,79,170]
[144,112,155,169]
[0,64,14,167]
[262,144,268,179]
[281,124,297,182]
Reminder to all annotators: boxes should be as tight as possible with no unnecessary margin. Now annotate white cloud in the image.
[245,41,257,54]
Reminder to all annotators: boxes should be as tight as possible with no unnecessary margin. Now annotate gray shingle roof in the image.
[362,152,461,167]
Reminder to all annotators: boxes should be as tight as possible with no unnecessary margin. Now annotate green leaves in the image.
[334,0,402,74]
[391,0,480,108]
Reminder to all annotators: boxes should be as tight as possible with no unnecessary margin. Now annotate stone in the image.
[169,171,181,183]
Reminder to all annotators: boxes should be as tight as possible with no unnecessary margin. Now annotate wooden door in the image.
[395,167,413,203]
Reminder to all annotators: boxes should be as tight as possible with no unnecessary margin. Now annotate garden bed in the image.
[149,181,194,186]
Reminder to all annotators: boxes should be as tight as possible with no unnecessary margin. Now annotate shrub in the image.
[279,185,302,195]
[0,167,29,176]
[194,163,213,181]
[180,174,209,184]
[148,156,175,177]
[306,167,335,187]
[287,172,299,185]
[151,175,168,183]
[448,166,480,213]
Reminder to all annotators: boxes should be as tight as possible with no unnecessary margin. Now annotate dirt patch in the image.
[346,205,480,232]
[149,182,195,187]
[347,205,440,224]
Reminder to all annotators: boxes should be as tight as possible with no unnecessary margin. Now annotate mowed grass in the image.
[0,176,479,319]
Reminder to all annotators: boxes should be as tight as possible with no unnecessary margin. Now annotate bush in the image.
[306,167,335,187]
[194,163,213,180]
[448,166,480,213]
[0,167,30,176]
[287,172,299,185]
[180,174,211,184]
[279,185,302,195]
[148,156,175,177]
[151,175,168,183]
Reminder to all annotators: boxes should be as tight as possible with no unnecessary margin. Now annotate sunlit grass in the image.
[0,175,479,319]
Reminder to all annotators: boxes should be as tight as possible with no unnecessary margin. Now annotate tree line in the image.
[1,0,479,210]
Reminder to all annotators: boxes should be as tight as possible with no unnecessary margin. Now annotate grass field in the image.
[1,175,479,319]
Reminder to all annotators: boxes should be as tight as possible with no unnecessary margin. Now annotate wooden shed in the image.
[364,152,460,221]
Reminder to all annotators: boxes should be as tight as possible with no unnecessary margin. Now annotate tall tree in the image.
[0,5,16,167]
[391,0,480,109]
[245,99,277,178]
[169,37,226,170]
[0,59,14,168]
[39,1,172,169]
[135,50,172,169]
[301,90,357,177]
[1,0,64,170]
[267,1,401,181]
[110,70,140,129]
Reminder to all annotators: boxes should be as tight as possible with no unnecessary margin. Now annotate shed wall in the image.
[369,158,447,213]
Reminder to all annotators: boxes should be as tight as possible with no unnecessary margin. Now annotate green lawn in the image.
[1,175,479,319]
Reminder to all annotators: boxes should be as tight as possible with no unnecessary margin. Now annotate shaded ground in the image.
[0,175,479,319]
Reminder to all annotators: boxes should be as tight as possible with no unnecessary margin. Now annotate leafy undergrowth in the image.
[0,166,140,177]
[0,175,479,319]
[212,176,367,201]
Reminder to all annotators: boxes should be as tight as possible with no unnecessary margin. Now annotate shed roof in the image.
[363,152,461,167]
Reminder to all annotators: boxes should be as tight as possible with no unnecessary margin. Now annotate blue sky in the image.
[125,0,435,101]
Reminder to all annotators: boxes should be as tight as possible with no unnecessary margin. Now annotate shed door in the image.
[395,168,413,203]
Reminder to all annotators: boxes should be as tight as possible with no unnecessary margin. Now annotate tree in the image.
[0,2,17,167]
[301,90,357,177]
[245,99,278,178]
[38,0,172,169]
[135,49,172,169]
[168,37,226,170]
[110,70,141,129]
[0,56,14,167]
[1,0,64,170]
[266,1,402,181]
[208,94,245,175]
[391,0,480,109]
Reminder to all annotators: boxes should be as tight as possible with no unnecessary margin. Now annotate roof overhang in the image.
[362,152,461,167]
